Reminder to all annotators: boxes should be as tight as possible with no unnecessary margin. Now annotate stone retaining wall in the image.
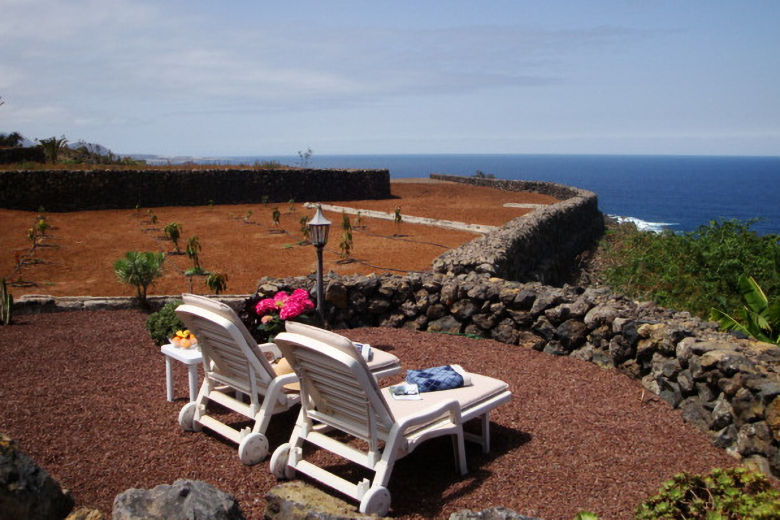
[252,272,780,478]
[429,174,604,285]
[0,168,390,211]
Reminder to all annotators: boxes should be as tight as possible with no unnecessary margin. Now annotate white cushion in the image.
[383,372,509,424]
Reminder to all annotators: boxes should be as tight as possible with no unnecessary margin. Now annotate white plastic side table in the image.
[161,343,202,402]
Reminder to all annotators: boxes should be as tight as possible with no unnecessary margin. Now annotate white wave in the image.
[609,215,679,233]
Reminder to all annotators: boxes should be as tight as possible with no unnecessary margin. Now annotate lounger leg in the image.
[464,413,492,453]
[480,413,490,453]
[452,431,468,476]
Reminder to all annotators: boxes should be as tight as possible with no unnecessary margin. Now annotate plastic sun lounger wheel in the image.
[238,432,269,465]
[270,443,295,479]
[359,486,391,516]
[177,402,202,432]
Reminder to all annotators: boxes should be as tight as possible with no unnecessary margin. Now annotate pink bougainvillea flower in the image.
[255,289,314,320]
[255,297,277,315]
[273,291,290,308]
[290,288,310,301]
[279,302,301,320]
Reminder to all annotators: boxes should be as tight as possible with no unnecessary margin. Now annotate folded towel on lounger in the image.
[353,342,373,361]
[405,364,471,392]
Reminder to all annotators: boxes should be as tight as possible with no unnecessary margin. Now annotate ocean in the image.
[211,154,780,236]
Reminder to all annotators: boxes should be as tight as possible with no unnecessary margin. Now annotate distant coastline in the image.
[159,153,780,236]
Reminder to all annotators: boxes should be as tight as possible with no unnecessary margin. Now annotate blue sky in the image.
[1,0,779,157]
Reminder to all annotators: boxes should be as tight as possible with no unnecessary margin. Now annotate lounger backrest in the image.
[181,294,276,375]
[175,304,275,389]
[275,332,395,439]
[284,321,371,367]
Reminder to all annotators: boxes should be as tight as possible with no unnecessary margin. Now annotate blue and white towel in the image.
[352,342,373,361]
[405,364,471,393]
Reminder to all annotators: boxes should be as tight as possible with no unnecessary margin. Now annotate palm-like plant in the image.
[114,251,165,307]
[39,136,68,163]
[163,222,182,252]
[185,236,203,272]
[710,275,780,345]
[205,272,228,295]
[393,206,402,224]
[339,212,353,259]
[299,215,311,242]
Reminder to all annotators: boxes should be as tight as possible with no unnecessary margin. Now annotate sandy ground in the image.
[0,181,557,298]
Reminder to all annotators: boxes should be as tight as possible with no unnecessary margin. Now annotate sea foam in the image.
[609,215,678,233]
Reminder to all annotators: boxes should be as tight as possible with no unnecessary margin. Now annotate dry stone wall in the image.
[429,174,604,285]
[0,168,390,211]
[254,271,780,478]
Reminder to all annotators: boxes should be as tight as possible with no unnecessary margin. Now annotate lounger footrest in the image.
[197,414,242,444]
[207,388,253,417]
[294,460,361,501]
[306,430,376,469]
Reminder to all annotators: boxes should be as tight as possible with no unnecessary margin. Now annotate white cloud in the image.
[2,1,776,155]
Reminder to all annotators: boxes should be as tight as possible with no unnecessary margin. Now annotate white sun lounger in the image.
[270,331,512,515]
[173,294,400,465]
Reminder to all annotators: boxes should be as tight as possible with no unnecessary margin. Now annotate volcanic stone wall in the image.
[255,271,780,478]
[430,174,604,285]
[0,168,390,211]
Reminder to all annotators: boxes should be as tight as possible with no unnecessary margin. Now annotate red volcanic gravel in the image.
[0,310,740,519]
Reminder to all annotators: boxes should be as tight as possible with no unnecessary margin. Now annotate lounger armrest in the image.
[394,398,462,434]
[266,372,300,404]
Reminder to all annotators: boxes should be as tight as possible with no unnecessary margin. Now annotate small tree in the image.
[393,206,403,236]
[185,236,203,273]
[339,212,353,259]
[39,136,68,163]
[297,147,313,167]
[163,222,182,252]
[205,272,228,295]
[272,207,281,228]
[299,215,311,242]
[0,131,23,147]
[36,216,50,236]
[27,227,37,248]
[114,251,165,307]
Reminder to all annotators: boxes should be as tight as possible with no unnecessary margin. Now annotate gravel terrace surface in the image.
[0,310,739,519]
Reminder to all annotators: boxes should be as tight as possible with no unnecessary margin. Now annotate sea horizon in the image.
[168,152,780,236]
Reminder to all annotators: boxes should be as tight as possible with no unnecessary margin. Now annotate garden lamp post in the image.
[308,204,331,324]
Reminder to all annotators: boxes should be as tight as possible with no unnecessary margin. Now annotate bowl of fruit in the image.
[170,329,198,349]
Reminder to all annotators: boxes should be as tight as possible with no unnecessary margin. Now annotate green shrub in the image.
[113,250,165,307]
[163,222,182,252]
[635,467,780,520]
[710,275,780,344]
[146,300,184,346]
[205,272,228,295]
[602,219,779,318]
